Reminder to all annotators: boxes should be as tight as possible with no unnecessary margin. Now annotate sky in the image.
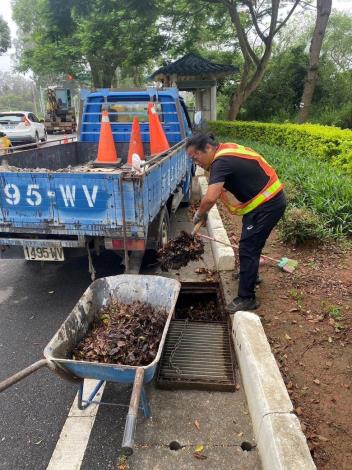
[0,0,351,74]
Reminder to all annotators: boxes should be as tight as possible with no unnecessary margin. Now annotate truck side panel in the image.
[0,172,135,235]
[0,144,190,238]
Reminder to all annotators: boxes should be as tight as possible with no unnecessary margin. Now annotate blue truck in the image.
[0,87,194,276]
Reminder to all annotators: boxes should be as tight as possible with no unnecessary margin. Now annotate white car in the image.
[0,111,47,146]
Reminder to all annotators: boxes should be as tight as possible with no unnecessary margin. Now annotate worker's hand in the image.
[193,210,208,226]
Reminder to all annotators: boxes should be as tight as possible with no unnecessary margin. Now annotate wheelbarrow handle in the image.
[0,359,48,393]
[121,367,145,456]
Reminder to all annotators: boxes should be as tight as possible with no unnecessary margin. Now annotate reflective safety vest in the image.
[212,143,283,216]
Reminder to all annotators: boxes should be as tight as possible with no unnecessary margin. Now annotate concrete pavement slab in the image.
[134,387,255,446]
[129,445,261,470]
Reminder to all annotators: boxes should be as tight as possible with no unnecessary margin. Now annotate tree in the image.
[0,72,40,113]
[0,16,11,55]
[12,0,164,87]
[297,0,332,123]
[203,0,304,120]
[322,11,352,72]
[243,46,308,121]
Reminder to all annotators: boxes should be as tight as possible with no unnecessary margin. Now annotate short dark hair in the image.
[186,132,218,151]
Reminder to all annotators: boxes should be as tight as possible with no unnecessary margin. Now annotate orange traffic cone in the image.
[95,109,119,166]
[63,135,68,144]
[127,117,145,165]
[148,103,170,156]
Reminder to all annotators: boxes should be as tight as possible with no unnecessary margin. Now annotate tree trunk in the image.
[297,0,332,123]
[227,46,273,121]
[89,58,116,88]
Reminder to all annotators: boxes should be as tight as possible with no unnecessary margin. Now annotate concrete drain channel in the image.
[157,283,237,391]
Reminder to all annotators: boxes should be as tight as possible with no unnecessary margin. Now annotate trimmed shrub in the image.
[279,207,324,245]
[209,120,352,175]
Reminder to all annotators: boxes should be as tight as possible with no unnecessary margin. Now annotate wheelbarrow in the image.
[0,274,181,456]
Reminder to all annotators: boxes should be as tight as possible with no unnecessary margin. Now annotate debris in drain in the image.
[158,231,204,271]
[72,299,167,366]
[176,299,222,321]
[194,267,218,282]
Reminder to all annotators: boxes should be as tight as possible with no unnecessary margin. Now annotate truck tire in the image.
[157,207,170,250]
[144,207,170,265]
[181,175,193,207]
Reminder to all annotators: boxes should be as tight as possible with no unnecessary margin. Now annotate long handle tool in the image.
[196,231,298,273]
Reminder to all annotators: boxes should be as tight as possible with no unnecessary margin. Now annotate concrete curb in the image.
[198,176,235,271]
[195,172,316,469]
[232,311,316,470]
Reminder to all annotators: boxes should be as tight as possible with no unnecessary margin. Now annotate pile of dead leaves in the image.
[158,231,204,271]
[72,299,168,366]
[176,299,223,322]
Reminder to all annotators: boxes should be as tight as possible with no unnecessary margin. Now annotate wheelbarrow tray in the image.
[44,275,181,384]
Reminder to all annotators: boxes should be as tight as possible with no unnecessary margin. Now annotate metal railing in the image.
[8,135,76,153]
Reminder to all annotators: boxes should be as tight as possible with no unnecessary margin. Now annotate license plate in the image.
[23,245,64,261]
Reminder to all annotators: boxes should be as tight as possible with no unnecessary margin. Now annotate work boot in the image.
[226,296,259,314]
[234,272,262,285]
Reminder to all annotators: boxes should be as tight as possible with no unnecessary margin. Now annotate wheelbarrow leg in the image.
[77,379,105,410]
[141,386,151,418]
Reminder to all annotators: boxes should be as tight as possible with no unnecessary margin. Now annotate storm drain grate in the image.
[157,320,236,391]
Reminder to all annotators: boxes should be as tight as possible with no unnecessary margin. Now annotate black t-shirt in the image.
[209,155,270,203]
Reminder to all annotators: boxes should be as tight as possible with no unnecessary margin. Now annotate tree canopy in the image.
[12,0,164,87]
[0,16,11,55]
[10,0,352,127]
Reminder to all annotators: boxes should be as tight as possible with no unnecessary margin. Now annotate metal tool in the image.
[191,220,204,236]
[195,230,298,273]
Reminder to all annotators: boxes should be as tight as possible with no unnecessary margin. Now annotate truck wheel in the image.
[157,207,170,250]
[181,175,193,207]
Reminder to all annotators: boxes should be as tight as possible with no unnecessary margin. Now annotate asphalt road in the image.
[0,253,124,470]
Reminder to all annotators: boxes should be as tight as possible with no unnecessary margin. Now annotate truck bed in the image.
[0,141,189,238]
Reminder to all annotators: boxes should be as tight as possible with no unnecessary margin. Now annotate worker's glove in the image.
[193,210,208,225]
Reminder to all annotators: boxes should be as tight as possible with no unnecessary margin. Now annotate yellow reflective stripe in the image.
[215,148,261,159]
[227,179,282,215]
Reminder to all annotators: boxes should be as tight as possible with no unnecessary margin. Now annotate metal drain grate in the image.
[157,320,236,391]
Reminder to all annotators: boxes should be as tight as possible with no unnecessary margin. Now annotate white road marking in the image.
[0,286,14,305]
[46,379,106,470]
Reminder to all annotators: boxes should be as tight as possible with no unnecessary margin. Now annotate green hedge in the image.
[208,120,352,175]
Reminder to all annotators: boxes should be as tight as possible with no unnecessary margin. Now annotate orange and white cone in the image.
[95,109,118,165]
[148,103,170,157]
[127,117,145,165]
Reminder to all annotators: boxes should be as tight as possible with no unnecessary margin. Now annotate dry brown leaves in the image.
[72,299,168,366]
[158,231,204,271]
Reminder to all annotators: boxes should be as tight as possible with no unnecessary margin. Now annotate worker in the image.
[186,133,286,313]
[0,131,12,156]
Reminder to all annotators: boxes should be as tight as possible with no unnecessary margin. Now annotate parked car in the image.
[0,111,47,146]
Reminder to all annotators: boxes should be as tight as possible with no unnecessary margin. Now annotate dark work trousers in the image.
[238,191,287,298]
